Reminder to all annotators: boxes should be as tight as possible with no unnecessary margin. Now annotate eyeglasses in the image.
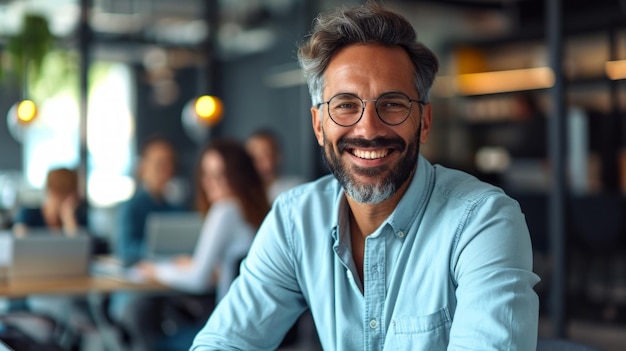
[317,92,424,127]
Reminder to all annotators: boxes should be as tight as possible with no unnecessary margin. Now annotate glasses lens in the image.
[376,93,412,125]
[328,94,363,126]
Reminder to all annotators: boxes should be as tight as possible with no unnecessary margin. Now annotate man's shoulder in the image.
[432,164,506,202]
[274,174,340,205]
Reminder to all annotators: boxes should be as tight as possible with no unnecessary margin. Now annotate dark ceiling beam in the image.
[395,0,505,10]
[442,2,626,50]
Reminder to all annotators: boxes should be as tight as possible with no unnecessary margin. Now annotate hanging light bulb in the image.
[181,95,224,144]
[16,100,38,124]
[194,95,223,126]
[6,99,38,143]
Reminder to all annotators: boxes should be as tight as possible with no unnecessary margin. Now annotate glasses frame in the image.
[317,92,425,127]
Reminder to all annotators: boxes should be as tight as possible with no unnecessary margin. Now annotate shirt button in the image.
[346,270,352,279]
[397,231,405,238]
[369,319,379,329]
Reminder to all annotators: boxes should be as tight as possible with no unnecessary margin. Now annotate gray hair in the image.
[297,1,439,106]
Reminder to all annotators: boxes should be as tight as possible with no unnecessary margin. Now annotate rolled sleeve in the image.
[449,193,540,351]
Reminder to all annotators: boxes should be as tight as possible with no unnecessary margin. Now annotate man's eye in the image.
[335,102,358,109]
[379,100,407,108]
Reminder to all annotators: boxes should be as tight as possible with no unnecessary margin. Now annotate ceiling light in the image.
[605,60,626,80]
[456,67,555,96]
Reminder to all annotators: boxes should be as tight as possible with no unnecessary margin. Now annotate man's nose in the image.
[353,102,386,136]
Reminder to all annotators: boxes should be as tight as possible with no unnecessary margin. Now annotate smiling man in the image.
[191,2,539,350]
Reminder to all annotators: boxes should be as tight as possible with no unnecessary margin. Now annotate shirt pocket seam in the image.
[392,306,452,334]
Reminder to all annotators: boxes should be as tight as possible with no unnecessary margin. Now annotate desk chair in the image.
[0,313,64,351]
[568,193,625,317]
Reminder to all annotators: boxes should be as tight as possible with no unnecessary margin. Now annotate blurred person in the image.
[115,134,184,268]
[138,138,270,297]
[245,128,306,202]
[118,138,270,351]
[192,2,539,350]
[108,135,185,348]
[245,128,308,346]
[9,167,90,348]
[13,167,87,236]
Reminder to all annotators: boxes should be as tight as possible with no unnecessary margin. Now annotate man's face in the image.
[311,44,432,204]
[140,142,176,194]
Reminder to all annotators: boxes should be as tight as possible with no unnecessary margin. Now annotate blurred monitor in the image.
[145,212,202,259]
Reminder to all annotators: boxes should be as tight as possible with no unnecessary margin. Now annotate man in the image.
[115,135,183,267]
[191,2,539,350]
[245,128,306,202]
[110,135,186,349]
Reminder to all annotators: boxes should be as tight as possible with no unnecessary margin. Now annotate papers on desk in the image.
[90,256,147,284]
[0,233,12,265]
[0,233,10,283]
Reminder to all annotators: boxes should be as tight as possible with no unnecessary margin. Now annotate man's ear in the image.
[419,103,432,144]
[311,106,324,146]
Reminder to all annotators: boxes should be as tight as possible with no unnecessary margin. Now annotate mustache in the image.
[338,137,406,152]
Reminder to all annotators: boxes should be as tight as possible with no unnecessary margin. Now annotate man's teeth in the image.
[352,149,389,159]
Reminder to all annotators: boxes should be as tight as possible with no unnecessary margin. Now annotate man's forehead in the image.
[322,45,417,96]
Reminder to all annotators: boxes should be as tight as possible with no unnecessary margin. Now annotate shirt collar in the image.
[386,154,434,237]
[330,154,435,242]
[330,190,347,243]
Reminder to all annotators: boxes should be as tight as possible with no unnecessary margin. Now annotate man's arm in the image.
[190,204,308,351]
[449,192,540,351]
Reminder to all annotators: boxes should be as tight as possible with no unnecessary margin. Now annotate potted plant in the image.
[1,13,54,88]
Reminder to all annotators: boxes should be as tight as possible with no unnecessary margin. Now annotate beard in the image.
[321,127,421,204]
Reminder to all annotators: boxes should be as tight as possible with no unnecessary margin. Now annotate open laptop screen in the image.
[145,212,202,259]
[9,232,91,281]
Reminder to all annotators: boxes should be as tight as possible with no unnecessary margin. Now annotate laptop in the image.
[145,212,202,259]
[9,232,92,281]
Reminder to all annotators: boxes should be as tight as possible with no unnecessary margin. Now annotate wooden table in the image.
[0,275,169,298]
[0,269,175,351]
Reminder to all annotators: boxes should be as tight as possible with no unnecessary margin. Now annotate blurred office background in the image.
[1,0,626,350]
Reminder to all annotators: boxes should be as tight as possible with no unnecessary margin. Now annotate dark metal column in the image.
[547,0,567,339]
[607,28,622,190]
[200,0,220,141]
[78,0,92,201]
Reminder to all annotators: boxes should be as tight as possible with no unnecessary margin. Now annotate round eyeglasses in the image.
[317,92,424,127]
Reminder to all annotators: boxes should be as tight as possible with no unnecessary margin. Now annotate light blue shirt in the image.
[191,155,540,350]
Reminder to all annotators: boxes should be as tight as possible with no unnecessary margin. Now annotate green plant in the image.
[3,13,54,87]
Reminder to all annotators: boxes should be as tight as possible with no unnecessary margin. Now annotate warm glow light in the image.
[605,60,626,80]
[16,100,38,124]
[456,67,555,96]
[194,95,223,126]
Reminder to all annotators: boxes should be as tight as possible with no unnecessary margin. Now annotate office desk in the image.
[0,275,169,298]
[0,269,175,351]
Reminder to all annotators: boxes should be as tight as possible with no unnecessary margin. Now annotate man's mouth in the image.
[349,148,391,160]
[338,137,405,160]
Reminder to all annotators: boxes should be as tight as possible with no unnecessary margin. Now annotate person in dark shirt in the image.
[13,167,87,236]
[9,167,90,346]
[109,135,186,345]
[114,135,184,267]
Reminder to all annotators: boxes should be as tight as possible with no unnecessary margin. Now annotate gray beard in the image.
[321,128,421,204]
[344,175,395,204]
